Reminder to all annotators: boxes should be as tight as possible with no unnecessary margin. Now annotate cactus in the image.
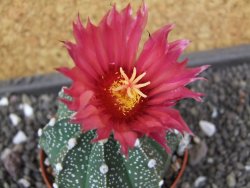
[39,89,181,188]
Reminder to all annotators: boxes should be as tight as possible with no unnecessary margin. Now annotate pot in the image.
[39,149,188,188]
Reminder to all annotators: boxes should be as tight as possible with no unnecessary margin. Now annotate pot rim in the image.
[39,149,188,188]
[170,150,188,188]
[40,150,53,188]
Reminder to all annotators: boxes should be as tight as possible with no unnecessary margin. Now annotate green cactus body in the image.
[39,90,181,188]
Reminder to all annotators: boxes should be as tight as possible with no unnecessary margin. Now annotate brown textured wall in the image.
[0,0,250,80]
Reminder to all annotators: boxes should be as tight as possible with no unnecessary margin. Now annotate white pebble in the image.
[226,173,236,187]
[158,180,164,187]
[207,157,214,164]
[53,183,58,188]
[211,107,218,118]
[55,163,63,172]
[177,133,191,156]
[1,148,11,160]
[20,104,34,118]
[194,176,207,187]
[173,161,181,171]
[9,113,21,126]
[44,158,50,166]
[48,118,56,126]
[134,139,140,147]
[245,165,250,171]
[193,136,201,144]
[67,138,77,149]
[18,178,30,187]
[199,120,216,137]
[100,163,109,174]
[13,131,28,144]
[37,129,43,137]
[148,159,157,168]
[172,155,177,162]
[0,97,8,106]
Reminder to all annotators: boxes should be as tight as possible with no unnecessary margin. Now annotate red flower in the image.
[58,3,208,155]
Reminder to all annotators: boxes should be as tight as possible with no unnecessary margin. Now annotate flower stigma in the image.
[109,67,150,114]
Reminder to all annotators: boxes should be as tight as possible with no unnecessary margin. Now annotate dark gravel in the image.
[179,63,250,188]
[0,94,58,188]
[0,63,250,188]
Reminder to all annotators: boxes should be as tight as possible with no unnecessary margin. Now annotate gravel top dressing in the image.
[0,63,250,188]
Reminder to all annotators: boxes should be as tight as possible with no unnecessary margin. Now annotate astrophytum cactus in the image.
[39,90,181,188]
[39,3,208,187]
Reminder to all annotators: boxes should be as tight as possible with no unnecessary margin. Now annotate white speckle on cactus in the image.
[70,112,77,119]
[67,138,77,149]
[98,138,108,145]
[53,183,58,188]
[158,180,164,186]
[173,129,180,135]
[100,163,109,174]
[48,118,56,126]
[56,163,63,172]
[59,87,66,96]
[148,159,156,168]
[134,139,140,147]
[44,158,50,166]
[37,129,43,137]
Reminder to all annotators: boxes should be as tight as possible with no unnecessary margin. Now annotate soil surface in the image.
[0,63,250,187]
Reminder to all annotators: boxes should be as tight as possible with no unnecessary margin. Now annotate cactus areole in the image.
[39,3,208,188]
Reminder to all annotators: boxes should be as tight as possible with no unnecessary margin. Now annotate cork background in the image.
[0,0,250,80]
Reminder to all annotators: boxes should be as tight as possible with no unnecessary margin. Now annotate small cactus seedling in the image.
[39,2,208,188]
[39,91,182,188]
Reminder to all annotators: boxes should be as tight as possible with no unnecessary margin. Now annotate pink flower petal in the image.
[58,3,208,155]
[136,24,174,72]
[114,130,138,156]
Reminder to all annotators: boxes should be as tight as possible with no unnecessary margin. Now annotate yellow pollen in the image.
[109,67,150,114]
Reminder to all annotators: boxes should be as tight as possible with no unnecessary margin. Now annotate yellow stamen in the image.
[134,82,151,89]
[120,67,129,81]
[133,72,146,84]
[117,67,149,98]
[127,87,133,98]
[113,85,126,91]
[130,67,137,82]
[133,88,147,98]
[109,67,150,114]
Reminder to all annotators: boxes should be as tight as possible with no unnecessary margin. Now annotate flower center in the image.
[109,67,150,114]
